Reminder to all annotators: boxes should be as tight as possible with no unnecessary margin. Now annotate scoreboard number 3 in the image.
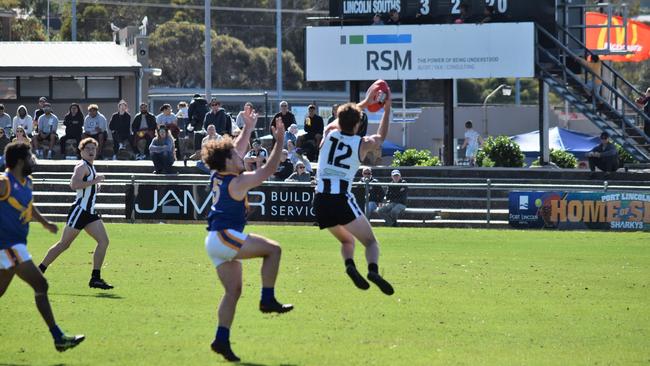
[420,0,430,15]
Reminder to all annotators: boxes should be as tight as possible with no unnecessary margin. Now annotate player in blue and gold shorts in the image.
[0,142,85,352]
[201,107,293,362]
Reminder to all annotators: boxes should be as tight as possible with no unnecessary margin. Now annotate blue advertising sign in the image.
[509,191,650,231]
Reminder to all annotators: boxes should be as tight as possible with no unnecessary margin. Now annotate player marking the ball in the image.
[315,80,395,295]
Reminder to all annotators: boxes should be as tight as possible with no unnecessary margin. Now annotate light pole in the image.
[204,0,212,102]
[46,0,50,40]
[482,84,512,137]
[139,68,162,107]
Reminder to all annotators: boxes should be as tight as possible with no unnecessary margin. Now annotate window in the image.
[0,78,17,99]
[87,77,119,99]
[19,77,49,98]
[53,77,85,99]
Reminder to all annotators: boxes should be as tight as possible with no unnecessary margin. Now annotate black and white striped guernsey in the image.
[72,160,98,214]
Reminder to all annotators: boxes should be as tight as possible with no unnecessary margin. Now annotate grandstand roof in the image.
[0,42,141,73]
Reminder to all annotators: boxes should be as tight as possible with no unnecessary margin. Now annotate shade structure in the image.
[382,140,406,157]
[510,127,600,160]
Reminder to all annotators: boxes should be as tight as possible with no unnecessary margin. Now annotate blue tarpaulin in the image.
[382,140,406,156]
[510,127,600,160]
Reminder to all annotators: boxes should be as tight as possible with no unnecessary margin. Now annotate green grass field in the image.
[1,224,648,365]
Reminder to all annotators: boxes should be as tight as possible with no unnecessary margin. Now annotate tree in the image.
[149,20,303,90]
[149,21,207,88]
[11,16,46,41]
[59,3,111,41]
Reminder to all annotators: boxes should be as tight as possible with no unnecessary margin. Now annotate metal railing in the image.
[33,176,650,228]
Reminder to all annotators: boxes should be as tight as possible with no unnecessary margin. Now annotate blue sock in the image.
[215,326,230,343]
[261,287,275,303]
[49,325,63,341]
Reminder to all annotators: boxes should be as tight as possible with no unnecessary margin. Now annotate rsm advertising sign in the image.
[125,184,316,222]
[305,23,534,81]
[509,191,650,231]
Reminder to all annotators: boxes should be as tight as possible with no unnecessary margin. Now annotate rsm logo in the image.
[341,33,413,72]
[367,50,411,71]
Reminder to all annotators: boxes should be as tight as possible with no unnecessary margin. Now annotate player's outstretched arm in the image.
[233,106,257,158]
[32,206,58,234]
[360,95,391,158]
[230,118,285,199]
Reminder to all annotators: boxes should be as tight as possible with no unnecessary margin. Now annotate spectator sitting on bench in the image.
[149,126,176,174]
[359,167,385,216]
[587,132,619,175]
[284,161,311,183]
[60,103,84,159]
[244,139,268,171]
[34,103,59,159]
[270,149,293,181]
[377,169,408,227]
[132,103,157,160]
[109,100,133,160]
[83,104,108,160]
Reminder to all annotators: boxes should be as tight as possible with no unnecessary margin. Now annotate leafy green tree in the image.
[60,3,111,41]
[476,135,525,167]
[11,16,46,41]
[392,149,440,166]
[149,20,304,90]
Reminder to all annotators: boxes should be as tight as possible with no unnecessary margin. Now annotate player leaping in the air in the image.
[0,142,85,352]
[314,81,395,295]
[201,107,293,362]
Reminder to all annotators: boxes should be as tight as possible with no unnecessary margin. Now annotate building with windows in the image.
[0,42,141,117]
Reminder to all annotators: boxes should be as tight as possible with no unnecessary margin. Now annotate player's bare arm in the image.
[69,163,103,190]
[231,118,285,199]
[360,94,391,159]
[32,206,58,234]
[233,106,257,158]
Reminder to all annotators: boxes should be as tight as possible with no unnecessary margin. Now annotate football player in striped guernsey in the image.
[314,81,395,295]
[38,137,113,290]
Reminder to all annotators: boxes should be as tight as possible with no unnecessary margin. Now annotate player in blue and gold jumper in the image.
[0,142,85,352]
[202,107,293,362]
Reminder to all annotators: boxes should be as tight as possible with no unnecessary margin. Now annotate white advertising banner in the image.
[306,23,535,81]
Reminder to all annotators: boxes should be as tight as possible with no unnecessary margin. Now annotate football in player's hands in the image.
[366,80,391,113]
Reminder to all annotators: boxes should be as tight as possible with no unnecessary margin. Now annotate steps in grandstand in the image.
[30,160,649,229]
[535,23,650,162]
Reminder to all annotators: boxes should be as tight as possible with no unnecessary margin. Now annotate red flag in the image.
[585,12,650,62]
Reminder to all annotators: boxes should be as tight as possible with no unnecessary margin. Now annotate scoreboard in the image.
[329,0,557,27]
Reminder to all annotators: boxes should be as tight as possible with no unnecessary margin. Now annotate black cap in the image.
[193,93,201,98]
[600,132,609,139]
